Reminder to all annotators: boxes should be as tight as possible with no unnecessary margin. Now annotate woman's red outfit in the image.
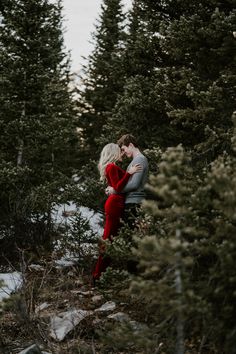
[92,163,131,280]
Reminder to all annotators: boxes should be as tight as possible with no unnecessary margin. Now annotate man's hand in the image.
[105,186,115,195]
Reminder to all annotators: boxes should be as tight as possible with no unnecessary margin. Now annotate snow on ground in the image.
[55,255,79,269]
[54,242,98,268]
[0,204,103,302]
[52,202,103,236]
[0,272,23,302]
[52,202,103,266]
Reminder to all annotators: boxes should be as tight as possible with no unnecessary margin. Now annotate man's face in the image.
[121,144,133,158]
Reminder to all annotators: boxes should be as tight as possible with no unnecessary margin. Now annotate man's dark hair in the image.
[117,134,139,148]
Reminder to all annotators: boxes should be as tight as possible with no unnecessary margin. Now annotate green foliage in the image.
[143,147,163,174]
[100,320,157,354]
[98,267,131,294]
[100,0,235,161]
[158,3,235,161]
[0,0,79,255]
[0,0,235,352]
[73,161,106,212]
[57,211,98,258]
[77,0,126,161]
[202,156,236,351]
[105,137,236,352]
[77,0,235,351]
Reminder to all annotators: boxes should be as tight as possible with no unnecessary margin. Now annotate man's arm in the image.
[122,156,147,193]
[122,169,144,193]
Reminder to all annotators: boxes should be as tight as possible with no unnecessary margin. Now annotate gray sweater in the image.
[122,154,149,204]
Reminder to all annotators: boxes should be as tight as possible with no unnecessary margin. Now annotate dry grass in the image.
[0,255,104,354]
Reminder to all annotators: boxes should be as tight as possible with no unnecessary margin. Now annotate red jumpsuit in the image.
[93,163,131,280]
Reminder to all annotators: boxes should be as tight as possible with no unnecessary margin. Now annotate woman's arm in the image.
[106,164,131,193]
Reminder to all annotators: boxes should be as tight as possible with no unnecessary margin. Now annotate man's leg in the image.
[123,203,140,230]
[123,203,140,274]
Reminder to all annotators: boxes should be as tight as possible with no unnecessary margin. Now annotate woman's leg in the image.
[92,213,122,281]
[92,254,111,280]
[92,197,124,281]
[103,213,120,240]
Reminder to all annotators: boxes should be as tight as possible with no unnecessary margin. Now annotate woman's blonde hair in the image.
[98,143,120,181]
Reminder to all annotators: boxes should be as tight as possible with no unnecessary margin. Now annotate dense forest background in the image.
[0,0,236,353]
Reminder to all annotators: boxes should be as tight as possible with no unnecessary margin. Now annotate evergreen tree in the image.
[196,111,236,352]
[102,0,235,155]
[155,0,236,161]
[99,146,194,353]
[102,0,181,147]
[0,0,78,253]
[102,132,236,352]
[77,0,125,162]
[78,1,236,352]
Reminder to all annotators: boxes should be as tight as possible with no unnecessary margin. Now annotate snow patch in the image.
[52,202,103,236]
[0,272,23,302]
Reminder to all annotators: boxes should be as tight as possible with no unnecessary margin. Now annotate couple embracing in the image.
[92,134,149,282]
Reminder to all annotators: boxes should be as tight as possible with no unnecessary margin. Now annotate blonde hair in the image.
[98,143,120,181]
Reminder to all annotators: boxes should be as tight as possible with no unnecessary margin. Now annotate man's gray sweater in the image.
[122,154,149,204]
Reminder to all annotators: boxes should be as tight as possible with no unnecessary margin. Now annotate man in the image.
[106,134,149,228]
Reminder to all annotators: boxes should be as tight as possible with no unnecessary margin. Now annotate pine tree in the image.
[196,110,236,352]
[101,0,235,155]
[102,135,236,352]
[155,0,236,162]
[99,146,195,353]
[77,0,125,161]
[87,1,236,352]
[0,0,78,252]
[102,0,181,148]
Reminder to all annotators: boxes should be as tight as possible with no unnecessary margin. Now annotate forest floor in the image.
[0,250,144,354]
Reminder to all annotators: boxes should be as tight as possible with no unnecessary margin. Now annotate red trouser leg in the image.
[93,214,121,280]
[103,213,120,240]
[92,195,125,280]
[92,254,111,280]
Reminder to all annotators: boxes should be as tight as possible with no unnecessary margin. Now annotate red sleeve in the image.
[106,164,131,193]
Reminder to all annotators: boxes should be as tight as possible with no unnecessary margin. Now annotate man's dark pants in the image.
[123,203,141,274]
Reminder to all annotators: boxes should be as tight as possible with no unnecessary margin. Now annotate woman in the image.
[92,143,142,281]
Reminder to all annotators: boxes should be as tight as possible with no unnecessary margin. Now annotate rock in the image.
[78,290,93,296]
[54,259,76,268]
[70,290,93,297]
[107,312,130,322]
[35,302,50,314]
[18,344,42,354]
[94,301,116,313]
[74,279,84,287]
[91,295,103,304]
[129,320,147,332]
[50,308,93,341]
[70,291,84,299]
[28,264,44,272]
